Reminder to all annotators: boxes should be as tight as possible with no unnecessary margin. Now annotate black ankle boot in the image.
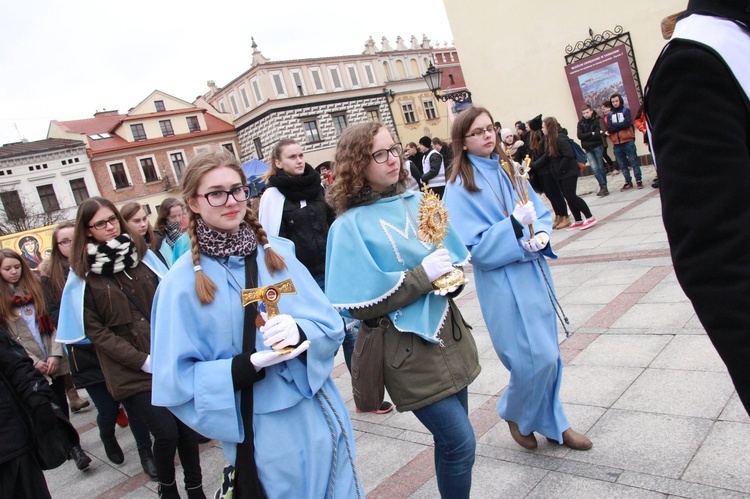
[158,481,181,498]
[101,435,124,464]
[186,484,206,499]
[138,447,158,480]
[69,445,91,470]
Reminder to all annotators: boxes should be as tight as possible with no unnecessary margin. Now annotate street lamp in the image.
[422,62,472,103]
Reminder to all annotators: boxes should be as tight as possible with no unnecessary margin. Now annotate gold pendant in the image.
[24,308,33,316]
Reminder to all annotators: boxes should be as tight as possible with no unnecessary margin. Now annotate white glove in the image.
[521,232,550,252]
[421,248,454,281]
[434,284,460,296]
[140,355,152,373]
[512,201,537,226]
[250,341,311,372]
[260,313,300,350]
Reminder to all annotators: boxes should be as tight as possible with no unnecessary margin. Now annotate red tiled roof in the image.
[52,114,126,136]
[120,108,205,122]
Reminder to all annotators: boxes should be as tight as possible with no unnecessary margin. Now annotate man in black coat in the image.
[645,0,750,415]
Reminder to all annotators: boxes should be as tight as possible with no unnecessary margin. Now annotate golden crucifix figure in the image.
[242,278,298,354]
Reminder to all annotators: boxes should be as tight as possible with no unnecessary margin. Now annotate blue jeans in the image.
[613,141,642,184]
[341,318,357,372]
[413,388,475,498]
[585,145,607,187]
[85,382,152,451]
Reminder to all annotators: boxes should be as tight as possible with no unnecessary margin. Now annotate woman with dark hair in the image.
[151,147,361,498]
[444,106,592,452]
[527,115,570,229]
[57,197,205,498]
[326,122,479,499]
[259,138,334,290]
[152,198,189,267]
[121,202,169,268]
[541,116,596,230]
[43,221,157,478]
[0,248,91,471]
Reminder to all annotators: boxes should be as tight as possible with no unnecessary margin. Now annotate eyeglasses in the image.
[465,125,496,139]
[371,143,403,164]
[88,215,120,231]
[196,185,251,207]
[57,239,72,247]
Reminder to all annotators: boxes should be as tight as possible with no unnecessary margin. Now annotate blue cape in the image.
[325,189,470,343]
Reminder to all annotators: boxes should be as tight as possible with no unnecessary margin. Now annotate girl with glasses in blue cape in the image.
[325,123,480,499]
[150,148,361,499]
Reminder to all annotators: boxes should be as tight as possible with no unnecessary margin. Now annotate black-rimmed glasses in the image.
[196,185,252,207]
[465,125,496,139]
[57,239,72,247]
[371,143,403,164]
[88,215,120,231]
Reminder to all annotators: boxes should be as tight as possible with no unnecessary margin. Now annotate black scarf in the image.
[86,234,140,276]
[196,218,257,258]
[164,221,182,248]
[268,165,322,202]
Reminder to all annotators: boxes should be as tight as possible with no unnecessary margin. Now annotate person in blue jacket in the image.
[150,147,361,499]
[444,106,593,451]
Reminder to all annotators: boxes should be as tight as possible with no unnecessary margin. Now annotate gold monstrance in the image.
[417,186,466,290]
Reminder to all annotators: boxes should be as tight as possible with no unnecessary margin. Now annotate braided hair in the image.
[182,148,285,304]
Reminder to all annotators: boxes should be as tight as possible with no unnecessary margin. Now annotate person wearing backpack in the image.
[577,104,609,196]
[540,117,597,230]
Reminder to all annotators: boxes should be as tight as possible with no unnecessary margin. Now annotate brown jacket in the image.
[4,313,69,380]
[83,263,157,401]
[351,266,481,412]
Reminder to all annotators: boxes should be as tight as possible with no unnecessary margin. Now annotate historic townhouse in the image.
[48,90,239,217]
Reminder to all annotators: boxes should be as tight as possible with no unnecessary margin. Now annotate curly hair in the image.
[326,122,407,214]
[181,147,285,304]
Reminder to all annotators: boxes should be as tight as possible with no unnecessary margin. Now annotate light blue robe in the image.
[444,153,569,441]
[150,236,361,499]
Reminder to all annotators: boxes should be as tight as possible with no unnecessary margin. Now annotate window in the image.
[363,63,376,86]
[69,178,90,204]
[303,120,321,143]
[346,65,360,88]
[140,157,159,182]
[0,190,24,219]
[365,107,381,123]
[423,99,438,120]
[222,143,235,155]
[186,116,201,133]
[309,68,325,93]
[154,100,166,112]
[402,103,417,124]
[331,113,347,136]
[240,87,251,109]
[170,152,186,180]
[109,163,129,188]
[251,78,262,102]
[37,184,60,213]
[271,71,287,97]
[290,70,305,96]
[159,119,174,137]
[448,74,455,85]
[229,95,239,115]
[253,138,263,159]
[328,66,343,90]
[218,100,227,113]
[130,124,147,141]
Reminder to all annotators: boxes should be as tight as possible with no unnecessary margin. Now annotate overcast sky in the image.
[0,0,454,146]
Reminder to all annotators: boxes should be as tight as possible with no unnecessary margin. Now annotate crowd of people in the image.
[1,93,661,498]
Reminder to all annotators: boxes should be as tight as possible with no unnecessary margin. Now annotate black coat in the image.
[536,133,579,181]
[645,35,750,412]
[577,116,604,151]
[0,325,55,463]
[279,189,335,276]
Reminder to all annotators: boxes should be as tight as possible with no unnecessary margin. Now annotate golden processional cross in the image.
[241,278,298,354]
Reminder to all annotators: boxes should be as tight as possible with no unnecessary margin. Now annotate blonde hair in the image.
[182,147,285,304]
[262,138,300,182]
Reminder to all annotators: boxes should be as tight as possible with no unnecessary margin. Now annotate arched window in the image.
[383,62,392,81]
[410,59,419,78]
[395,60,406,79]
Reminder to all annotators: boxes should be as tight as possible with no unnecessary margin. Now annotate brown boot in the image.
[65,373,90,413]
[551,216,561,229]
[561,428,593,450]
[556,216,572,230]
[507,420,537,450]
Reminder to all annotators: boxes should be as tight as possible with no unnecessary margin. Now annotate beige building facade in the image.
[442,0,684,142]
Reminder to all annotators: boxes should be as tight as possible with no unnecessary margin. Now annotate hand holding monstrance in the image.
[417,186,467,292]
